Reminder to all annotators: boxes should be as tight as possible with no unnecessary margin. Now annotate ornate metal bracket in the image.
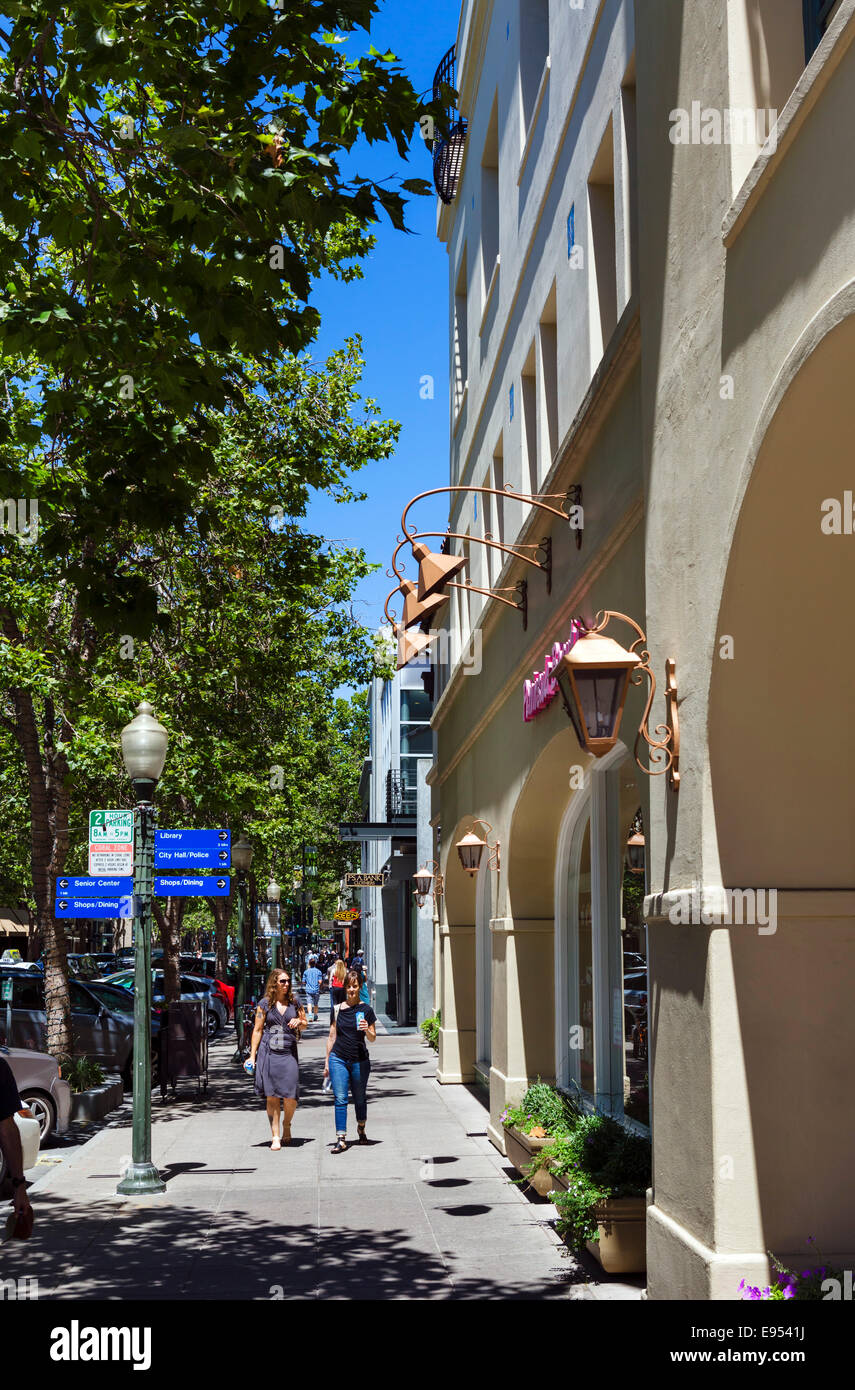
[587,610,680,791]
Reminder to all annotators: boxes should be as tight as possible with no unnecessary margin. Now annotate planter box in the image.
[69,1076,124,1125]
[504,1125,558,1196]
[585,1198,647,1274]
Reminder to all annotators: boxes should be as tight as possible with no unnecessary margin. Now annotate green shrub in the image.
[547,1113,651,1250]
[501,1079,581,1138]
[63,1056,107,1095]
[420,1009,441,1051]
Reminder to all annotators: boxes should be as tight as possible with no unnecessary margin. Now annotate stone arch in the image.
[508,725,594,920]
[707,290,855,1261]
[710,289,855,885]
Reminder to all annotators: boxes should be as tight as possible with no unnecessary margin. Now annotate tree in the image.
[0,1,430,616]
[0,338,384,1049]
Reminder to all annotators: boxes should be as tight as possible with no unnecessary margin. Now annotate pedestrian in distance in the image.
[329,958,347,1016]
[302,956,323,1022]
[323,969,377,1154]
[246,969,306,1149]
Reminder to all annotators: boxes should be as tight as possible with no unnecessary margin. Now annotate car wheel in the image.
[20,1091,56,1141]
[207,1011,220,1039]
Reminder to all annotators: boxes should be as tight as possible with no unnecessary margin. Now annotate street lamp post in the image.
[267,877,281,973]
[231,835,254,1059]
[117,701,168,1197]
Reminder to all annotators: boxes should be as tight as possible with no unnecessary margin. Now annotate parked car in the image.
[178,956,235,1018]
[0,968,154,1089]
[1,1043,71,1140]
[100,970,227,1038]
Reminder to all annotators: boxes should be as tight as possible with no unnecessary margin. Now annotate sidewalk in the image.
[2,1002,642,1300]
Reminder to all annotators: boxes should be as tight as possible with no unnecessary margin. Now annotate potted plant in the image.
[501,1081,580,1194]
[545,1113,651,1273]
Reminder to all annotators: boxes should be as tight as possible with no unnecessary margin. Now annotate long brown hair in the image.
[264,968,296,1010]
[331,959,346,984]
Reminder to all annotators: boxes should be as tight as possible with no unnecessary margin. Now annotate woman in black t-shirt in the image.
[323,969,377,1153]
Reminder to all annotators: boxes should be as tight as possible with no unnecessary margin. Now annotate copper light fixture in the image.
[553,611,680,790]
[411,541,467,602]
[626,832,645,874]
[455,820,500,877]
[394,623,435,671]
[413,861,444,908]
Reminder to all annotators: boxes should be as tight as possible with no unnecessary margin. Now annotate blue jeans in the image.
[328,1053,370,1134]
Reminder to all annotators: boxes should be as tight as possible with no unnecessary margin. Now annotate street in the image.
[1,1002,640,1301]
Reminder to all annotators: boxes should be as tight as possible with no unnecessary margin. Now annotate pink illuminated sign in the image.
[523,620,584,721]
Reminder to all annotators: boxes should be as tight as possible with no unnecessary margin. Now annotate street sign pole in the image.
[118,800,164,1197]
[232,869,247,1061]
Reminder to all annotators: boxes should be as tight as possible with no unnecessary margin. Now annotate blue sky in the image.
[304,0,463,639]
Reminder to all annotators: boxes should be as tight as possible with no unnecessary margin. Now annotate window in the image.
[519,0,550,144]
[538,284,559,471]
[493,440,505,555]
[521,343,538,495]
[804,0,843,58]
[12,977,44,1010]
[619,65,638,312]
[587,118,617,370]
[453,250,468,415]
[557,750,648,1129]
[481,96,500,307]
[400,667,433,815]
[69,981,97,1015]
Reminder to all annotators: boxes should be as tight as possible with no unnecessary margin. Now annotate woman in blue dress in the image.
[248,969,306,1148]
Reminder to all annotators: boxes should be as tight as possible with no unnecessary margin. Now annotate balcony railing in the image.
[385,769,416,821]
[431,44,467,205]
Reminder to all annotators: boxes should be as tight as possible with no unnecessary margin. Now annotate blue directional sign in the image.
[54,896,134,919]
[56,877,133,896]
[155,829,231,868]
[154,876,230,897]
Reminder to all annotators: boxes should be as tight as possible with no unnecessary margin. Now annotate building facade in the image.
[343,658,435,1027]
[422,0,855,1299]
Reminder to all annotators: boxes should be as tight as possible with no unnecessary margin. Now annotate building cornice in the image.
[432,300,640,739]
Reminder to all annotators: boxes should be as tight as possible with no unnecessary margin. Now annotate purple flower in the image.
[738,1280,745,1291]
[802,1270,811,1278]
[783,1287,795,1300]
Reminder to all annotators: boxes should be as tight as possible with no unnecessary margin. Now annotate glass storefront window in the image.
[577,817,594,1093]
[560,753,649,1132]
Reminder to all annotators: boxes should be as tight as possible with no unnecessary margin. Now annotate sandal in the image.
[271,1138,281,1151]
[357,1124,369,1144]
[332,1136,347,1154]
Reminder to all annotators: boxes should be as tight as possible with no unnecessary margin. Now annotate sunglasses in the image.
[277,979,290,986]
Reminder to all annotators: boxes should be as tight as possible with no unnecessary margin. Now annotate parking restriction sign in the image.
[89,810,134,876]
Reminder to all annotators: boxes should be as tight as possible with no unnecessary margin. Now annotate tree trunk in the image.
[153,898,184,1004]
[208,896,232,980]
[9,679,73,1058]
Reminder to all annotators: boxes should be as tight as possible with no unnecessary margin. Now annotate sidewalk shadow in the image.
[0,1191,574,1301]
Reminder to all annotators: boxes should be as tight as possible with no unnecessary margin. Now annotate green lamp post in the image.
[267,877,281,973]
[231,834,254,1059]
[117,701,168,1197]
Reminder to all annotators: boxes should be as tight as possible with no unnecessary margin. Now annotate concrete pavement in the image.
[2,1000,643,1300]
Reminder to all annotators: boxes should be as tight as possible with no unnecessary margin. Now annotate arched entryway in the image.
[705,298,855,1265]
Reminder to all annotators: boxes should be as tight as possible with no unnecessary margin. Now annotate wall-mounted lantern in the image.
[626,832,645,875]
[455,819,501,877]
[553,611,680,790]
[413,861,444,909]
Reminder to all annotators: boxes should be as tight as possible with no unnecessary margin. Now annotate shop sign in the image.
[344,873,387,887]
[333,908,361,921]
[523,620,584,721]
